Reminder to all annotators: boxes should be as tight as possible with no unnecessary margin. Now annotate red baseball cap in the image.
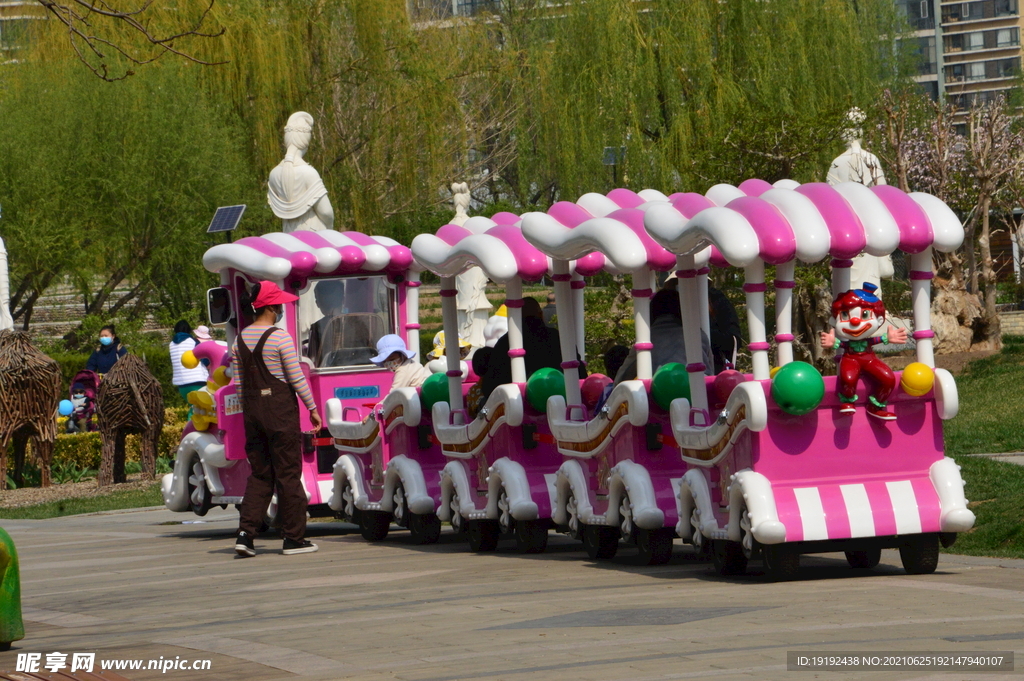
[252,281,298,308]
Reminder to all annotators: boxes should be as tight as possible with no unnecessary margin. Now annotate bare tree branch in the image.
[37,0,226,81]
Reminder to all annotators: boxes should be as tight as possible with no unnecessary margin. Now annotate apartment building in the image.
[900,0,1022,107]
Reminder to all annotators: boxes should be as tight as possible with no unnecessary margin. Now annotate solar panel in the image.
[206,205,247,234]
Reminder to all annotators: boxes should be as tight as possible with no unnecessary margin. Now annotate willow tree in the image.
[0,52,254,335]
[494,0,911,201]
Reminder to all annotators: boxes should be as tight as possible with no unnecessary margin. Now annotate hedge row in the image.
[5,408,189,473]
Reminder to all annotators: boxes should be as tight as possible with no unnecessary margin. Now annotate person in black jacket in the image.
[85,325,127,377]
[481,297,571,402]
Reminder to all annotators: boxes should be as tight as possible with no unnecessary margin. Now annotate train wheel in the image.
[636,528,673,565]
[392,483,409,528]
[409,512,442,545]
[360,511,391,542]
[515,520,548,554]
[762,544,799,580]
[900,534,939,575]
[565,492,582,540]
[187,458,213,517]
[337,478,356,521]
[712,540,748,576]
[845,548,881,569]
[497,486,514,535]
[449,491,466,534]
[582,524,619,560]
[468,519,500,552]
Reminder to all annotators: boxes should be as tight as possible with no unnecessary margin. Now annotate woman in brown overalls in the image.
[232,281,322,557]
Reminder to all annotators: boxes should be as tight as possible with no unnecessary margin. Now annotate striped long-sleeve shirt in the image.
[232,324,317,411]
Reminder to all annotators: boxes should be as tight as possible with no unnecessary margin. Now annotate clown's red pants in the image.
[838,350,895,403]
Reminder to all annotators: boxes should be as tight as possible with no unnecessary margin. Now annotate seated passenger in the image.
[371,335,431,390]
[614,289,714,384]
[662,277,742,373]
[307,280,372,367]
[481,297,572,402]
[466,347,493,419]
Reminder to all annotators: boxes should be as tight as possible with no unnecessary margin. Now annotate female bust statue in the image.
[267,112,335,232]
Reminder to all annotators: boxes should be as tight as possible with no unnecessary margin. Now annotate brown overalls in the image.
[236,327,308,542]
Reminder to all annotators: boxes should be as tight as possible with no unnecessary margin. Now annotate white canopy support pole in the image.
[774,260,796,367]
[405,271,421,361]
[697,268,711,346]
[552,260,583,412]
[0,236,12,331]
[572,273,586,363]
[910,248,935,368]
[633,267,654,381]
[745,260,771,380]
[832,257,853,299]
[676,255,710,414]
[440,276,466,420]
[506,277,527,384]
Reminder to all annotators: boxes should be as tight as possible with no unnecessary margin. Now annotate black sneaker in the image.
[235,531,256,557]
[282,538,318,555]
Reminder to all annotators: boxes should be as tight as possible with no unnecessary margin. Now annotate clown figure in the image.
[820,282,908,421]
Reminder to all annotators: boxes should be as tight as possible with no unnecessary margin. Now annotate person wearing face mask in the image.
[371,334,431,391]
[85,325,127,377]
[232,281,322,558]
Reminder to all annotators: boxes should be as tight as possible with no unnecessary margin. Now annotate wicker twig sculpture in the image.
[97,353,164,486]
[0,330,61,490]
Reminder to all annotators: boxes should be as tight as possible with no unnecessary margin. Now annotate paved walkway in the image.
[968,452,1024,467]
[2,507,1023,680]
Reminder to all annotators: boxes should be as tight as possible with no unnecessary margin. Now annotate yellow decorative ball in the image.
[769,366,782,378]
[900,362,935,397]
[180,350,199,370]
[211,365,231,387]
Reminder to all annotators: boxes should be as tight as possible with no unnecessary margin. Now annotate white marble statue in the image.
[267,112,335,233]
[451,182,491,349]
[827,107,894,296]
[0,236,13,331]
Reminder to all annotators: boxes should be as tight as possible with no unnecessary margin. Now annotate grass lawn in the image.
[941,335,1024,559]
[0,484,163,520]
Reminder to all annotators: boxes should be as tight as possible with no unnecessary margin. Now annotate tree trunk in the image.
[978,194,1002,348]
[965,215,979,294]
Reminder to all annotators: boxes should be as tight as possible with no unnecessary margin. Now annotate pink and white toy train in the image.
[163,178,974,579]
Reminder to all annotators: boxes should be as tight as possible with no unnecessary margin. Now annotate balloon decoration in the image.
[651,362,691,411]
[711,370,746,408]
[769,366,782,378]
[419,372,450,411]
[770,361,824,416]
[900,362,935,397]
[526,367,566,412]
[58,400,75,416]
[581,373,612,412]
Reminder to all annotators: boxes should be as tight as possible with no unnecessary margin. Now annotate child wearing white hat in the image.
[372,334,432,390]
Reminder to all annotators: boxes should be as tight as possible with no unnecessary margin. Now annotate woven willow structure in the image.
[0,330,61,489]
[97,353,163,486]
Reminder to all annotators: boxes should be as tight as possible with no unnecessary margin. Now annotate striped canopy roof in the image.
[411,214,606,283]
[202,230,413,280]
[522,181,962,269]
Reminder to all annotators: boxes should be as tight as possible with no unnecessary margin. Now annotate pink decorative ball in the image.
[712,370,746,408]
[581,373,613,411]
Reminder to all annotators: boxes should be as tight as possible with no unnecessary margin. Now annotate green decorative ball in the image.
[651,362,691,410]
[771,361,825,415]
[526,367,566,412]
[420,372,450,411]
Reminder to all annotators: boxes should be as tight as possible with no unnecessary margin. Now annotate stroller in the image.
[65,370,100,434]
